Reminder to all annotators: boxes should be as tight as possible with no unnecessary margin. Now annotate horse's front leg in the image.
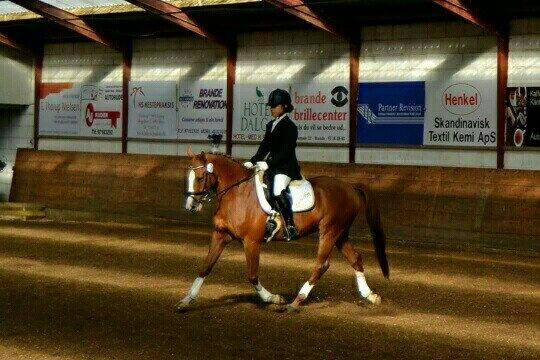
[175,229,229,312]
[244,239,286,305]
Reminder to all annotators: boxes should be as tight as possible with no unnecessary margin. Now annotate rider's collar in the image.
[275,113,287,122]
[272,113,287,130]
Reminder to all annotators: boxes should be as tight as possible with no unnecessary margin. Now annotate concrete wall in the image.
[39,42,123,153]
[11,149,540,253]
[357,21,498,168]
[30,19,540,170]
[128,36,227,156]
[0,46,34,163]
[232,30,350,163]
[0,46,33,105]
[0,47,34,200]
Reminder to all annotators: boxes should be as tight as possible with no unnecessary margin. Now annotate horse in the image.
[177,149,389,312]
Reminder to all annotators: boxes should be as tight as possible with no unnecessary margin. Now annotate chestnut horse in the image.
[176,150,389,312]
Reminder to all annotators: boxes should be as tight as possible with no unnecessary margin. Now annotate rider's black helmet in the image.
[267,88,294,112]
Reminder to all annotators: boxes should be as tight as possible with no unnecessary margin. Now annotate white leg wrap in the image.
[298,281,314,299]
[187,276,205,299]
[355,271,373,298]
[254,281,273,302]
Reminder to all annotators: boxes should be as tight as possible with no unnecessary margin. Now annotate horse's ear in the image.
[186,146,194,157]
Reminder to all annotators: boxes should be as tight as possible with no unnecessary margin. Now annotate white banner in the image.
[291,82,349,143]
[233,83,349,144]
[39,83,81,136]
[128,81,227,140]
[128,81,177,139]
[80,83,122,138]
[424,79,497,147]
[39,83,122,138]
[177,80,227,140]
[232,84,282,142]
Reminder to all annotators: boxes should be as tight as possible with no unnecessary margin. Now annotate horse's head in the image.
[185,147,218,212]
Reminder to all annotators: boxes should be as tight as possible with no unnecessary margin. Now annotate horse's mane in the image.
[209,153,245,167]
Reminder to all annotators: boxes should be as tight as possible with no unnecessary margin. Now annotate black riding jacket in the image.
[250,115,302,180]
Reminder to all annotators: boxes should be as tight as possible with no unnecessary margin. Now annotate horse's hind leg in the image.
[287,231,335,312]
[337,239,381,304]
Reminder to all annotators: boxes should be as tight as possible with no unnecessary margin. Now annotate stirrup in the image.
[263,215,279,243]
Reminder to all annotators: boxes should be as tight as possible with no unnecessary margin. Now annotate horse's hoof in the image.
[174,299,192,313]
[271,294,287,305]
[366,293,382,305]
[286,303,301,313]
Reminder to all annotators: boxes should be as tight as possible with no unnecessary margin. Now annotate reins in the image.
[186,162,256,204]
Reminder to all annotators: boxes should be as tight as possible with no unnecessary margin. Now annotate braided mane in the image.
[209,153,245,167]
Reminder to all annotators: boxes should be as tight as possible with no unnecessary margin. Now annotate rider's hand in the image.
[243,161,254,169]
[256,161,269,171]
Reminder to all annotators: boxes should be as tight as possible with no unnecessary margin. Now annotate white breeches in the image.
[273,174,291,196]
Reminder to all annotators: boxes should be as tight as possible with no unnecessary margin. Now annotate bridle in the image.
[185,161,256,208]
[185,163,216,205]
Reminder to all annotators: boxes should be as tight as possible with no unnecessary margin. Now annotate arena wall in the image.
[10,149,539,253]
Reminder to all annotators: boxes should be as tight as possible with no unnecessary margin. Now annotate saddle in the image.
[254,170,315,215]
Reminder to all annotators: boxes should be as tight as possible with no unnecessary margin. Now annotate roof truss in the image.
[10,0,122,51]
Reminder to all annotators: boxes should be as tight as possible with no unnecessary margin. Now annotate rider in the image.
[243,88,301,241]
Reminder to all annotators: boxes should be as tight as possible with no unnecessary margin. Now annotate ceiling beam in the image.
[263,0,344,39]
[9,0,121,51]
[124,0,227,46]
[431,0,504,35]
[0,31,31,53]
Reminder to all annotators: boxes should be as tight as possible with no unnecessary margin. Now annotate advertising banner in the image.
[291,82,349,143]
[357,81,425,145]
[128,81,177,139]
[128,81,227,140]
[233,83,349,144]
[233,84,283,142]
[424,79,497,147]
[177,80,227,140]
[79,83,122,138]
[505,86,540,147]
[39,82,122,138]
[39,83,81,136]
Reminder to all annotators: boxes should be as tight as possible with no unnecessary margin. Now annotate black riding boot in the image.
[275,192,297,241]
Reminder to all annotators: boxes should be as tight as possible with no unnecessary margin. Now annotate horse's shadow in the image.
[177,291,399,317]
[175,291,383,315]
[176,291,298,314]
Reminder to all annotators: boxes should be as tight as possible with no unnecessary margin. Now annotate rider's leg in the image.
[273,174,297,240]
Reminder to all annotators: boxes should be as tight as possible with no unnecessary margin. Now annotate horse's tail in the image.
[354,184,389,278]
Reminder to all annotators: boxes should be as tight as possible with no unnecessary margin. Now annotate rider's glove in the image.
[255,161,269,171]
[243,161,254,169]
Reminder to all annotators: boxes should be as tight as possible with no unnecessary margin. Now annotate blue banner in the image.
[357,82,425,145]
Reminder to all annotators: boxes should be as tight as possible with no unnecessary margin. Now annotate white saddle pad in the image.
[255,171,315,215]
